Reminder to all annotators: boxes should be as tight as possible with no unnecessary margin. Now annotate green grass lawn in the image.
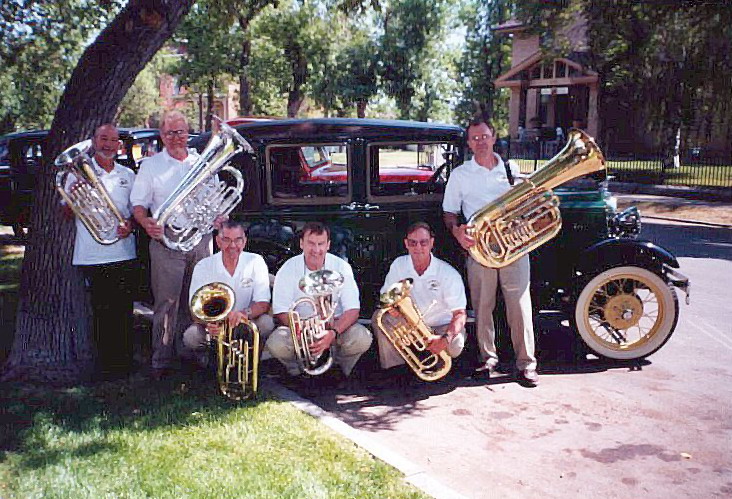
[0,378,426,499]
[0,249,425,499]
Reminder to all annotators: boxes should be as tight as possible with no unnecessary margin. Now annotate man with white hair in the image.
[130,110,213,379]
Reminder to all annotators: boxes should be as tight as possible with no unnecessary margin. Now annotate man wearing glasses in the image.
[62,123,137,379]
[372,221,467,375]
[130,110,213,379]
[182,220,274,368]
[443,116,538,386]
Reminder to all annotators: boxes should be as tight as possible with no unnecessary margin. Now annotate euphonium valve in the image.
[55,140,127,245]
[190,282,259,401]
[374,278,452,382]
[467,129,606,268]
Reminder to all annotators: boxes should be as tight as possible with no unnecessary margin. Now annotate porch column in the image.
[509,88,521,138]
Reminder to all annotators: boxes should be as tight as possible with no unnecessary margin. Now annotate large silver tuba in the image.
[288,269,344,376]
[55,140,127,245]
[190,281,260,401]
[374,278,452,382]
[467,129,605,268]
[154,119,252,252]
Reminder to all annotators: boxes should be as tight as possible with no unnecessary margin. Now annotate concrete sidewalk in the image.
[615,193,732,227]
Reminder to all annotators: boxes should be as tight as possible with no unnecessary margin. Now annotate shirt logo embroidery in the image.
[427,279,440,291]
[119,178,130,187]
[240,277,253,287]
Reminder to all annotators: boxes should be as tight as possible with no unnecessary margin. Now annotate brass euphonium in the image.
[467,128,606,268]
[374,278,452,382]
[155,119,252,252]
[288,269,344,376]
[190,282,259,401]
[55,140,127,245]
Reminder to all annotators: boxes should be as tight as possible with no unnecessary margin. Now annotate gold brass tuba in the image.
[288,269,344,376]
[55,140,127,245]
[190,282,259,401]
[154,119,252,252]
[466,128,606,268]
[374,278,452,382]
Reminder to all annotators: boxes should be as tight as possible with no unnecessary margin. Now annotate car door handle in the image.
[340,202,380,211]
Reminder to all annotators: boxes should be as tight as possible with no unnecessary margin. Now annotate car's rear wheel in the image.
[574,266,678,360]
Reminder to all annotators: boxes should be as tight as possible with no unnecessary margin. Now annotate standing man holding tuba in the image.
[183,220,274,367]
[130,110,218,380]
[373,222,467,380]
[266,222,372,381]
[60,123,137,378]
[443,116,538,386]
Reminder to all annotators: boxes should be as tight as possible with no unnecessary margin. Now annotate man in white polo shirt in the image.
[443,116,538,386]
[266,221,372,379]
[63,123,137,378]
[130,110,213,379]
[182,220,274,366]
[373,222,467,374]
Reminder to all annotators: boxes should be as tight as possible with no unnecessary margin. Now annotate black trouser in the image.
[80,259,138,374]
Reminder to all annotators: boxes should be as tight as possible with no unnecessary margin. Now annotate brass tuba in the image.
[288,269,344,376]
[466,128,606,268]
[154,119,252,252]
[374,278,452,382]
[190,282,259,401]
[55,140,127,245]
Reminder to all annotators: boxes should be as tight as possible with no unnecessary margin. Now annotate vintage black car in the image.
[200,118,691,361]
[0,128,163,237]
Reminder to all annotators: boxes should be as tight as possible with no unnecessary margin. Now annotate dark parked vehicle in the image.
[0,128,162,237]
[190,118,689,361]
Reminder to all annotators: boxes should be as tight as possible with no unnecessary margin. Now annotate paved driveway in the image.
[277,220,732,499]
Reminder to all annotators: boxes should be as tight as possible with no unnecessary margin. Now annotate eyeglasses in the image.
[406,238,432,248]
[219,237,245,246]
[164,129,188,138]
[469,134,493,142]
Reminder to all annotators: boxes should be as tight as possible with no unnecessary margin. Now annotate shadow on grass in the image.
[0,371,265,469]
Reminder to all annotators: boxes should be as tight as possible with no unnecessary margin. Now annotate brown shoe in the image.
[520,368,539,386]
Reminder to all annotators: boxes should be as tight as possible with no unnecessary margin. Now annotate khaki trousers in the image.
[149,236,211,369]
[182,314,276,367]
[467,255,536,371]
[372,309,466,369]
[266,322,372,377]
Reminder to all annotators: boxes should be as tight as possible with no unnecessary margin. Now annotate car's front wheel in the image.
[574,266,679,360]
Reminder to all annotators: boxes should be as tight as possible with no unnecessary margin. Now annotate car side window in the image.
[368,142,455,199]
[266,143,349,204]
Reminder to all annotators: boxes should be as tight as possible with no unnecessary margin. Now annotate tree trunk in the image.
[237,14,253,116]
[356,101,367,118]
[206,79,214,132]
[2,0,195,385]
[286,47,307,118]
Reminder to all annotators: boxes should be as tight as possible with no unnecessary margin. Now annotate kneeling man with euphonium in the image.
[373,222,467,381]
[183,221,275,392]
[266,222,372,380]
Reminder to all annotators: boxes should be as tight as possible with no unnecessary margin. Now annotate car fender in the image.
[575,238,680,275]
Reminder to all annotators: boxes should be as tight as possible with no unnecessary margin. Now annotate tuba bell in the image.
[154,118,253,252]
[467,128,606,268]
[288,269,344,376]
[55,140,127,245]
[190,282,259,401]
[374,278,452,382]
